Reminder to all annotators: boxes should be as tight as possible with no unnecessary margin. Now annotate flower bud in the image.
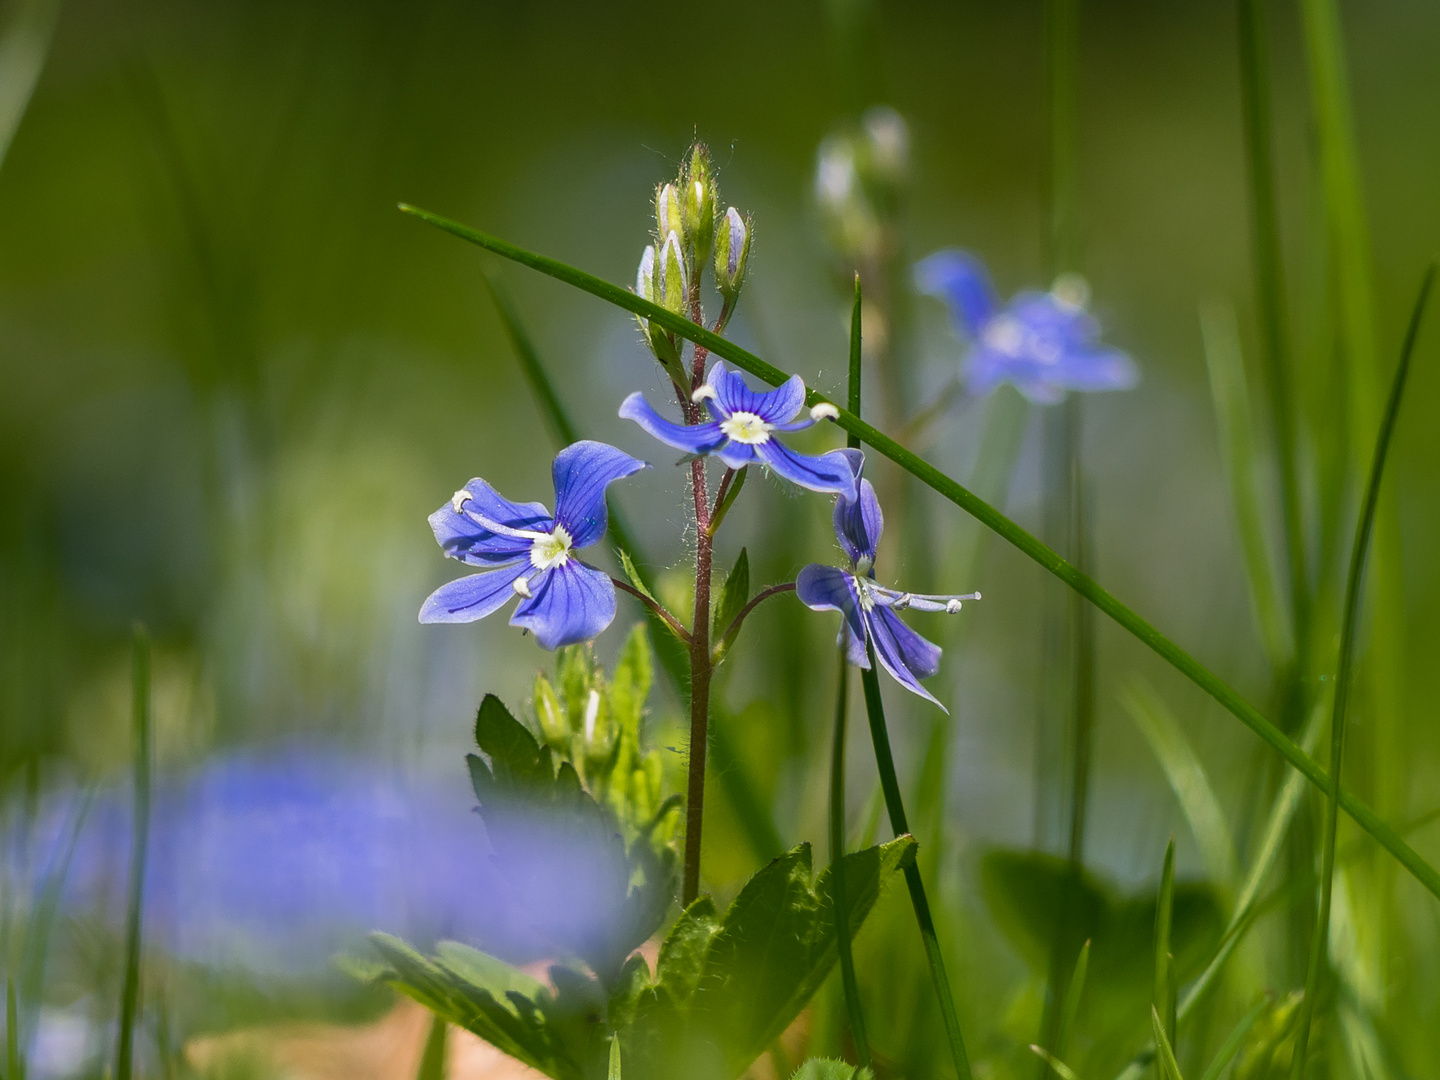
[683,143,716,269]
[714,207,751,301]
[657,229,688,315]
[656,182,684,249]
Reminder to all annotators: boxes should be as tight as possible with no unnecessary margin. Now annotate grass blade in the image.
[1199,303,1290,668]
[1057,939,1090,1063]
[1236,0,1308,655]
[1288,264,1436,1080]
[1153,838,1175,1080]
[397,205,1440,904]
[609,1036,621,1080]
[1123,679,1239,891]
[829,652,870,1069]
[0,0,61,173]
[860,660,972,1080]
[1198,994,1271,1080]
[1031,1044,1084,1080]
[482,270,580,446]
[115,625,152,1080]
[1150,1007,1185,1080]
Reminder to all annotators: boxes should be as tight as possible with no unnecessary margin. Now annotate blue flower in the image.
[619,361,858,498]
[914,249,1138,405]
[796,451,978,709]
[419,440,648,649]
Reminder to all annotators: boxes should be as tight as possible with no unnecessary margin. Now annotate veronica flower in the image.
[419,440,647,649]
[618,361,857,498]
[914,249,1138,405]
[796,451,978,709]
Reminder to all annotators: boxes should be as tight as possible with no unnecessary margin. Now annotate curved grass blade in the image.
[1031,1044,1084,1080]
[1056,939,1090,1064]
[0,0,61,173]
[1197,994,1271,1080]
[1199,303,1290,669]
[397,205,1440,905]
[1122,678,1239,891]
[1150,1007,1184,1080]
[1288,263,1436,1080]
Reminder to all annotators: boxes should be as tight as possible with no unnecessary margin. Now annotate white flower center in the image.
[854,575,877,612]
[529,524,573,570]
[720,410,772,445]
[983,315,1025,356]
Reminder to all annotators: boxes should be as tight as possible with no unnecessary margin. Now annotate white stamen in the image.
[810,402,840,421]
[720,410,773,445]
[945,599,963,614]
[451,489,471,513]
[692,384,718,404]
[512,576,533,599]
[528,524,574,571]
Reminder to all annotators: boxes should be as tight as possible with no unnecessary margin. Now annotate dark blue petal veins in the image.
[835,476,884,566]
[866,604,946,710]
[795,564,869,669]
[755,441,859,498]
[418,564,528,624]
[619,393,728,456]
[708,363,807,424]
[510,560,617,650]
[550,440,649,549]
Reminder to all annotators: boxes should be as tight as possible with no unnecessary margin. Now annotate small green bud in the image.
[683,144,716,269]
[713,207,751,301]
[658,230,688,315]
[656,182,684,248]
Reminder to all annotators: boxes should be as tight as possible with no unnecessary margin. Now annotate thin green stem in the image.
[712,583,796,665]
[397,206,1440,905]
[829,652,870,1069]
[1288,263,1435,1080]
[116,626,151,1080]
[860,661,973,1080]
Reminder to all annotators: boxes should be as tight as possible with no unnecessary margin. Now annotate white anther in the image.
[945,599,964,614]
[583,689,600,741]
[692,384,718,404]
[450,489,471,514]
[512,576,533,599]
[810,402,840,421]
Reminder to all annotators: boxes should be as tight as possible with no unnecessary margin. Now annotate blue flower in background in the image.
[619,361,858,498]
[420,440,647,649]
[796,451,978,709]
[914,249,1138,405]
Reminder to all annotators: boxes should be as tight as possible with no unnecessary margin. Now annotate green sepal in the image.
[711,547,749,647]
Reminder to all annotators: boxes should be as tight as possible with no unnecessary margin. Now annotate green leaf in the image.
[1056,939,1090,1062]
[609,1038,622,1080]
[415,1014,447,1080]
[1029,1045,1083,1080]
[711,547,750,644]
[1197,994,1271,1080]
[624,839,914,1080]
[1122,680,1238,893]
[791,1060,874,1080]
[610,624,653,739]
[1153,838,1175,1034]
[394,203,1440,905]
[473,693,550,793]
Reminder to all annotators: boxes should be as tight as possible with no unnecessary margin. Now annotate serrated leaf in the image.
[791,1060,874,1080]
[474,694,550,788]
[711,547,750,643]
[653,896,721,1007]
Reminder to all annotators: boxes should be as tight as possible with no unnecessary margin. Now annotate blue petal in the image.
[754,441,858,498]
[866,605,945,710]
[428,481,550,565]
[1051,345,1140,393]
[418,564,527,623]
[708,362,807,424]
[914,250,997,337]
[550,440,649,549]
[510,561,617,649]
[619,392,728,456]
[716,441,759,470]
[835,476,883,566]
[795,564,869,668]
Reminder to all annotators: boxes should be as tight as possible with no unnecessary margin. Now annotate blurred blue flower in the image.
[914,250,1138,405]
[796,451,977,709]
[420,440,647,649]
[619,361,857,498]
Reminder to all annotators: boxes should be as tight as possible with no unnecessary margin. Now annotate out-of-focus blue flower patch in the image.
[5,746,654,977]
[914,249,1138,405]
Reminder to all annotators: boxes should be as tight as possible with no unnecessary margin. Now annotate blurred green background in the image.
[4,0,1440,1075]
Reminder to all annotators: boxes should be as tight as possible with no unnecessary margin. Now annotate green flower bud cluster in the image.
[529,624,677,851]
[634,142,753,387]
[815,105,910,266]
